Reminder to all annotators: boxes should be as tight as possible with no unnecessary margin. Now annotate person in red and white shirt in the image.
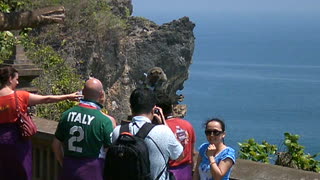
[157,99,196,180]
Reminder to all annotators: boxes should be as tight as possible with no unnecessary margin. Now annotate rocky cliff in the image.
[30,0,195,121]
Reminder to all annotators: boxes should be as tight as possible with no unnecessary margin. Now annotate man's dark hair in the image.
[156,99,173,117]
[130,88,156,115]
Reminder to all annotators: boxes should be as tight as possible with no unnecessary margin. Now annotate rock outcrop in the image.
[30,0,195,121]
[107,0,133,17]
[103,16,195,121]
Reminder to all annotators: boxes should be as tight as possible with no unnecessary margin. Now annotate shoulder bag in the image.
[14,91,37,138]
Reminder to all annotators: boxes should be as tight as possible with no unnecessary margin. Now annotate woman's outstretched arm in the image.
[28,92,82,106]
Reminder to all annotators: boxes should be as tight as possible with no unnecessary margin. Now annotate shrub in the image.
[28,45,83,121]
[238,133,320,172]
[276,132,320,172]
[238,138,277,163]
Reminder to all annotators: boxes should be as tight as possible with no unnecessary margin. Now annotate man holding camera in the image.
[109,88,183,180]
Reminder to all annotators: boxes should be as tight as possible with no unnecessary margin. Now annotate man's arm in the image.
[111,126,120,143]
[175,150,184,161]
[192,154,202,180]
[165,126,183,160]
[105,114,117,128]
[192,146,197,170]
[52,137,64,166]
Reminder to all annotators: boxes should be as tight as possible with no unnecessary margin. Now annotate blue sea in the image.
[132,9,320,158]
[184,13,320,158]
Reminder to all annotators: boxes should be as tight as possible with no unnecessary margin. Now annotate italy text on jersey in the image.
[67,112,95,125]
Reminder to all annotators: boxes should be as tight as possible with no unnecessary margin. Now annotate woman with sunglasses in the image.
[193,118,235,180]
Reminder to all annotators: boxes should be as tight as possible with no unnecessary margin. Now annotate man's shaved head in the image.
[82,78,104,101]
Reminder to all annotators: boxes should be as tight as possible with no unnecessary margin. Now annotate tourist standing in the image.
[108,88,183,180]
[157,100,196,180]
[0,65,81,180]
[52,78,114,180]
[193,118,235,180]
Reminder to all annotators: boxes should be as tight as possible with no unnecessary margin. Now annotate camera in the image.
[152,108,164,124]
[154,109,160,115]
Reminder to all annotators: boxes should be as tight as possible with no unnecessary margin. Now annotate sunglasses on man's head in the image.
[205,129,223,136]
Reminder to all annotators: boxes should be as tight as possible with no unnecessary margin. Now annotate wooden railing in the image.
[31,117,60,180]
[31,117,320,180]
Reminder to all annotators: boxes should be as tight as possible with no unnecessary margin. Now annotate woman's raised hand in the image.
[206,144,217,157]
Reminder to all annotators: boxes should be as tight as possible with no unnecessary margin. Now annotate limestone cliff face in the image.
[103,16,195,121]
[31,0,195,121]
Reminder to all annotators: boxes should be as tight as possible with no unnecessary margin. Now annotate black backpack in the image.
[104,123,155,180]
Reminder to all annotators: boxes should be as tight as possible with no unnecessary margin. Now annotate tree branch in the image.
[0,6,65,31]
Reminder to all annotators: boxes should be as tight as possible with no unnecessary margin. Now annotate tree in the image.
[0,6,65,31]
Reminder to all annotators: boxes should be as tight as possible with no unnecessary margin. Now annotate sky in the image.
[132,0,320,24]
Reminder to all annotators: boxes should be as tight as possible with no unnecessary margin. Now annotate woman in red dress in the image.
[0,65,81,180]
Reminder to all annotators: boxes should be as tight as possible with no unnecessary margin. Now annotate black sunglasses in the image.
[205,129,223,136]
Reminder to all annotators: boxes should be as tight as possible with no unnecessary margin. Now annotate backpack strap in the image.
[120,123,130,134]
[133,123,168,180]
[135,123,155,139]
[119,122,155,139]
[149,137,169,180]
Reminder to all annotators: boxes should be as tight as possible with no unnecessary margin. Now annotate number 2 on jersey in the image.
[68,126,84,152]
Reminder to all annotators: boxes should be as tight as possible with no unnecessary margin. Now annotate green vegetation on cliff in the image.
[239,132,320,172]
[1,0,127,120]
[29,45,83,121]
[0,1,22,62]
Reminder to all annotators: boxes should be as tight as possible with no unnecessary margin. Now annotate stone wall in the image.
[231,159,320,180]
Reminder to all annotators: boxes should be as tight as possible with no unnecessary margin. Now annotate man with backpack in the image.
[104,88,183,180]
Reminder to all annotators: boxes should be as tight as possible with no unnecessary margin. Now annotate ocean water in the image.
[182,13,320,157]
[132,9,320,158]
